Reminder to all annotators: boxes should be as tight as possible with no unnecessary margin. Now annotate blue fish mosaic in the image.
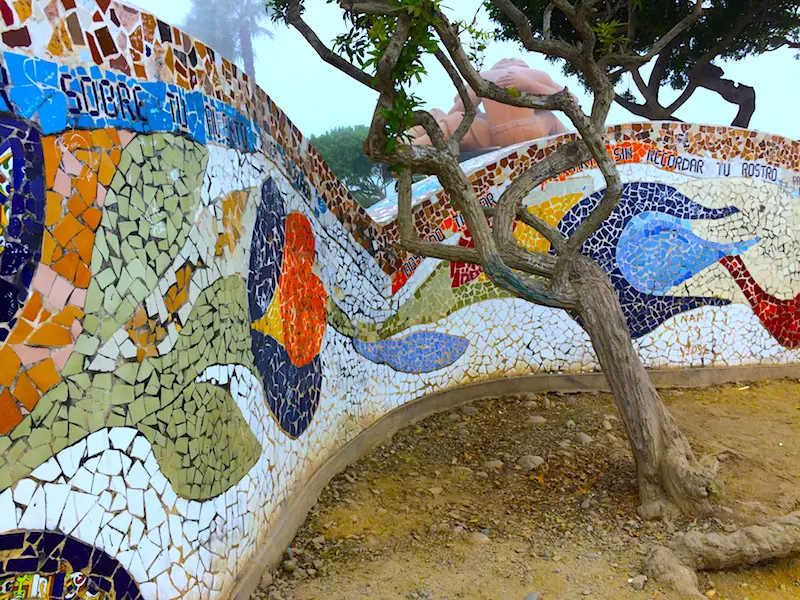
[558,182,743,337]
[354,331,469,373]
[617,212,759,295]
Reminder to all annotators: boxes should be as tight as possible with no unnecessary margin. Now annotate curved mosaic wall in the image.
[1,1,800,598]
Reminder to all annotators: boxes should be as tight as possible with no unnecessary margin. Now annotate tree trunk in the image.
[240,23,256,81]
[570,259,722,519]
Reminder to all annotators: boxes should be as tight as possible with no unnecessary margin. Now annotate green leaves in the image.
[455,16,496,70]
[380,88,424,151]
[592,19,629,53]
[328,0,444,152]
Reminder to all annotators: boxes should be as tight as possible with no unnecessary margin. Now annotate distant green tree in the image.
[487,0,800,127]
[183,0,273,80]
[310,125,392,208]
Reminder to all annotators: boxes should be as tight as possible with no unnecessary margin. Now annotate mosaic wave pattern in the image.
[2,1,800,599]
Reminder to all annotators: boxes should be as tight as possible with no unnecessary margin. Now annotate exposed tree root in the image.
[637,439,723,521]
[645,511,800,597]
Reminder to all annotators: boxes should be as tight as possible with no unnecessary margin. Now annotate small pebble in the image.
[517,455,545,472]
[467,531,490,544]
[629,574,647,591]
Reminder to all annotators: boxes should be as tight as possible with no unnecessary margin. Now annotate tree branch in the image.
[691,65,756,128]
[434,10,578,114]
[413,110,448,151]
[285,1,376,90]
[630,67,651,100]
[665,81,697,114]
[605,0,704,75]
[338,0,403,15]
[489,0,579,61]
[396,170,559,279]
[614,93,681,121]
[552,0,596,54]
[374,10,411,93]
[543,2,554,40]
[433,48,476,150]
[396,168,482,264]
[492,139,590,259]
[562,116,623,255]
[647,43,674,96]
[541,0,613,126]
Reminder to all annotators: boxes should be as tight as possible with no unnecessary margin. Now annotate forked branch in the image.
[492,139,590,257]
[605,0,704,76]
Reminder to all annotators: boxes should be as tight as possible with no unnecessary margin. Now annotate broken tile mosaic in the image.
[0,1,799,599]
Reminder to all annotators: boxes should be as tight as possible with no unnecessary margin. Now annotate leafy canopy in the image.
[487,0,800,91]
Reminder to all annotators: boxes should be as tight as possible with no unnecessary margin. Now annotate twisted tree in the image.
[268,0,800,593]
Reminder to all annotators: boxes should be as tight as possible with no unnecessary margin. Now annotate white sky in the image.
[130,0,799,140]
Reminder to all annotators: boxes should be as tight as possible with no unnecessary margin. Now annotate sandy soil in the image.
[253,379,800,600]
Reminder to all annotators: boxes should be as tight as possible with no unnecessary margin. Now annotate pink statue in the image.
[410,58,572,150]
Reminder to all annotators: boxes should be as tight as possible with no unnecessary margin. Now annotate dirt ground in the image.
[253,379,800,600]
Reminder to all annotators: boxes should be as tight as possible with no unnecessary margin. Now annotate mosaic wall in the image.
[2,1,800,598]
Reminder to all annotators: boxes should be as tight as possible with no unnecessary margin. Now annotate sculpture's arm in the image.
[492,70,562,97]
[449,88,481,115]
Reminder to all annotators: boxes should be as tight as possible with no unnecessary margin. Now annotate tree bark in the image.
[646,511,800,597]
[240,23,256,80]
[569,259,722,519]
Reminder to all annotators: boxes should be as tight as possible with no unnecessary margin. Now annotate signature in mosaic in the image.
[0,531,141,600]
[2,53,255,151]
[248,178,326,438]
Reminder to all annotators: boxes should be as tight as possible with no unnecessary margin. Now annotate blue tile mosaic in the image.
[617,212,759,295]
[0,116,45,338]
[0,531,142,600]
[354,331,469,373]
[1,52,256,151]
[558,182,743,337]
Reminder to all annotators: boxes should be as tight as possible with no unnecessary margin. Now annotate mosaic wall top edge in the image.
[2,0,800,281]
